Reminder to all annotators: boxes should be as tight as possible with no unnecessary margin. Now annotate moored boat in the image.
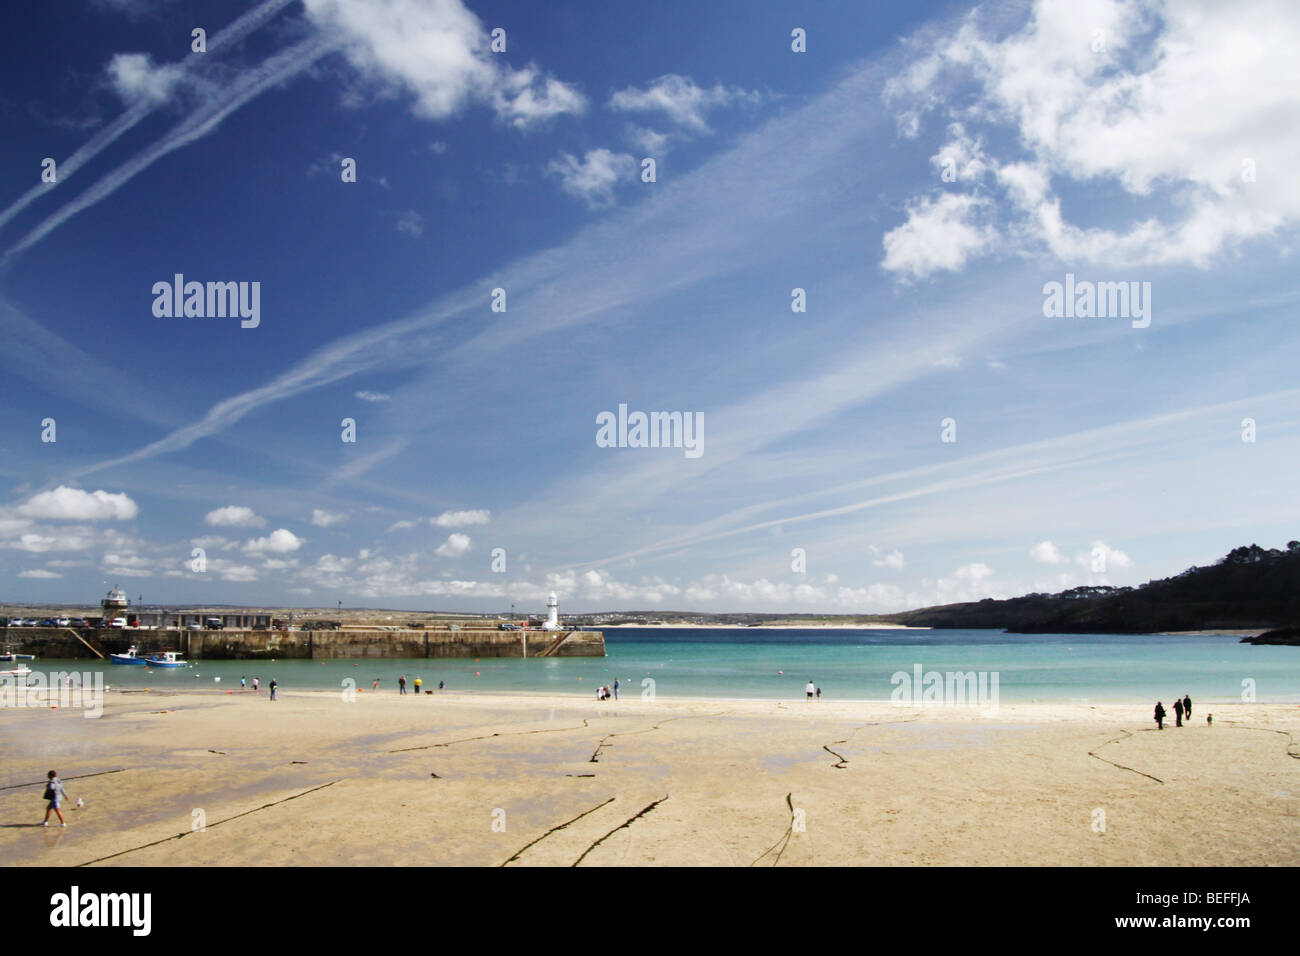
[144,651,187,668]
[109,645,147,666]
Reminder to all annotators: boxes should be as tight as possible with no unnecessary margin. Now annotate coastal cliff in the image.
[873,542,1300,635]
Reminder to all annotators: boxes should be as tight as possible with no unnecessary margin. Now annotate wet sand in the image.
[1,689,1296,866]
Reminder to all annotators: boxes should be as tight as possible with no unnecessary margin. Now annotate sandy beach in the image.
[2,688,1297,866]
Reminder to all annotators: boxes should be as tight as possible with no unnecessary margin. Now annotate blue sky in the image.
[1,0,1298,613]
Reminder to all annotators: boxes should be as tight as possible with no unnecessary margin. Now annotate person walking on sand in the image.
[613,678,620,701]
[269,678,277,701]
[1173,696,1183,727]
[42,771,68,828]
[438,680,444,693]
[414,676,422,694]
[252,677,259,694]
[1183,694,1192,720]
[240,676,246,690]
[806,680,815,701]
[373,679,379,691]
[399,675,406,695]
[1154,700,1166,730]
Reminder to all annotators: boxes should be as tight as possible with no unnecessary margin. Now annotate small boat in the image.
[109,645,147,666]
[144,651,187,668]
[1,664,32,680]
[0,652,36,661]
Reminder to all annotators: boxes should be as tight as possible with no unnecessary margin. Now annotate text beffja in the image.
[152,274,260,328]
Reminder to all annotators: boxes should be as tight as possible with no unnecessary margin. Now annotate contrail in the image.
[0,0,298,234]
[2,29,341,268]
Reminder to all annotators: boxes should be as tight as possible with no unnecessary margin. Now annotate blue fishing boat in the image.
[144,651,187,668]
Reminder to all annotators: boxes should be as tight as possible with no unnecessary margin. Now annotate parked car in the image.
[185,622,202,630]
[499,622,521,630]
[108,617,127,629]
[203,618,224,630]
[68,618,89,628]
[54,617,71,627]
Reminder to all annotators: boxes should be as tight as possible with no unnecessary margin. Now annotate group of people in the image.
[238,676,276,700]
[397,675,444,694]
[805,680,822,700]
[597,679,619,701]
[1154,694,1206,729]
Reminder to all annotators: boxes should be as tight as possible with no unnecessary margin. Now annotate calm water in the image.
[17,628,1300,703]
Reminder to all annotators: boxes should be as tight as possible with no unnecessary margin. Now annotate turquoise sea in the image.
[17,628,1300,703]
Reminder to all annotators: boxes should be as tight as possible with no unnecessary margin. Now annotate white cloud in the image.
[9,532,93,553]
[396,209,424,237]
[219,564,259,582]
[1077,540,1133,572]
[18,569,62,579]
[355,390,390,402]
[609,74,759,133]
[312,508,347,527]
[930,123,988,182]
[546,148,635,208]
[1030,540,1063,564]
[106,52,184,106]
[204,505,265,528]
[302,0,585,129]
[105,567,151,578]
[244,528,304,554]
[387,520,418,532]
[626,125,669,156]
[881,192,994,280]
[18,486,138,521]
[872,548,906,570]
[431,509,490,528]
[435,532,471,556]
[887,0,1300,269]
[954,562,994,583]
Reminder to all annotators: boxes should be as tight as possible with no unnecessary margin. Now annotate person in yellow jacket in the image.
[413,676,423,694]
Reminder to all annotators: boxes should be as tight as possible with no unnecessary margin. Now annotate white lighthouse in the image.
[543,592,560,630]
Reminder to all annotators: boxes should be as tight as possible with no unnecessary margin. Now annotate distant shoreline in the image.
[601,622,931,630]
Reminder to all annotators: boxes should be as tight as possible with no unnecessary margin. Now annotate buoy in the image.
[227,691,232,695]
[475,672,480,676]
[214,676,221,682]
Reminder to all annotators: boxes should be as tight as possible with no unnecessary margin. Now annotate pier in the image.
[2,626,605,660]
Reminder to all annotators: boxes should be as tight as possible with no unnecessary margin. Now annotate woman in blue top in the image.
[42,770,68,827]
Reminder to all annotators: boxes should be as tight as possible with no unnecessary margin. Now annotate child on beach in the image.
[42,771,68,827]
[253,677,259,693]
